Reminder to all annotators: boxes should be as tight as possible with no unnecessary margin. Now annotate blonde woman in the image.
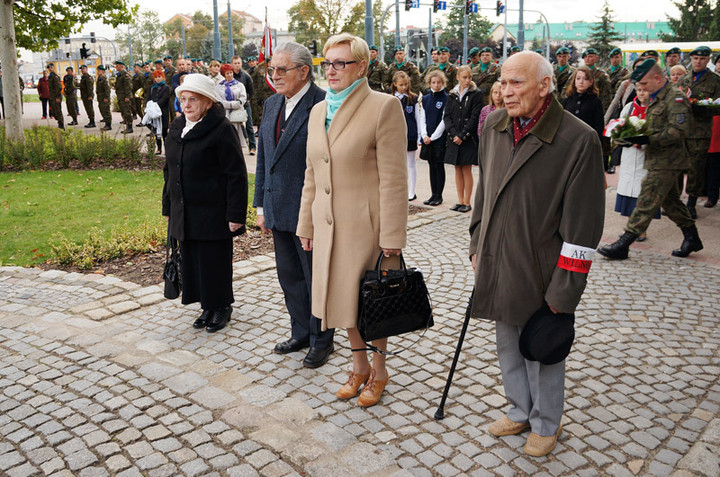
[297,33,408,407]
[478,81,504,138]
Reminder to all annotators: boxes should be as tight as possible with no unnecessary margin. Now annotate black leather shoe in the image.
[68,121,78,126]
[450,204,461,211]
[206,307,232,333]
[274,338,309,354]
[303,344,334,368]
[423,197,435,205]
[408,195,417,202]
[193,310,211,329]
[101,125,112,131]
[84,123,96,128]
[597,231,638,260]
[607,165,616,174]
[122,127,134,135]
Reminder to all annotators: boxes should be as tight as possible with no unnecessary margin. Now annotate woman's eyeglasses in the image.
[320,60,358,70]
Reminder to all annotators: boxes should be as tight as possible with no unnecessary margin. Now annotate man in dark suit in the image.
[253,42,335,368]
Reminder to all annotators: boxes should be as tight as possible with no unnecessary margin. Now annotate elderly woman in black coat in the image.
[162,74,248,332]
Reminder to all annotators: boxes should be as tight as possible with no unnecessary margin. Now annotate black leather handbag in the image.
[357,253,433,346]
[163,227,182,300]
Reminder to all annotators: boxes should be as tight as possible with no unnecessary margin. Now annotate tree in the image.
[437,0,493,46]
[287,0,368,45]
[114,10,166,64]
[661,0,714,41]
[586,0,624,62]
[1,0,135,142]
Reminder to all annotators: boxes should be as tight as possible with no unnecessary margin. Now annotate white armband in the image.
[556,242,595,273]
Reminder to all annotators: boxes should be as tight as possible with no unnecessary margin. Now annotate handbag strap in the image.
[375,252,407,281]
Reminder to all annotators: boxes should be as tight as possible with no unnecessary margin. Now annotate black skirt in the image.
[180,238,234,310]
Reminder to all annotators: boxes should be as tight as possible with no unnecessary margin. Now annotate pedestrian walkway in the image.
[1,209,718,476]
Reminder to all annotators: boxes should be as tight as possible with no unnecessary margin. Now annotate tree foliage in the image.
[437,0,493,46]
[660,0,716,41]
[161,11,244,61]
[587,1,624,62]
[12,0,136,51]
[114,10,165,64]
[288,0,369,45]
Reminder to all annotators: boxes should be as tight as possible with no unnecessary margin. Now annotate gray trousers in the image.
[496,321,565,436]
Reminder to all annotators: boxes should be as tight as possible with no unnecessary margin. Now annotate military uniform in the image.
[472,62,501,99]
[63,73,78,124]
[607,65,630,96]
[250,63,274,126]
[553,64,575,100]
[48,69,64,129]
[132,71,145,119]
[143,71,153,103]
[114,67,133,130]
[423,63,457,92]
[96,70,112,128]
[79,71,96,126]
[367,59,389,93]
[386,61,421,94]
[589,66,612,112]
[678,67,720,199]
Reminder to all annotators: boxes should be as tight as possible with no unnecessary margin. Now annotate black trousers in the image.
[41,98,49,118]
[429,161,446,199]
[272,229,334,348]
[180,238,234,310]
[707,152,720,203]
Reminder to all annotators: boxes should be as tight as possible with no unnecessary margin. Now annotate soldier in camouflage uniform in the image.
[582,48,612,111]
[163,56,176,81]
[678,45,720,217]
[605,48,630,96]
[422,46,457,92]
[366,45,389,93]
[467,47,480,68]
[114,61,134,133]
[142,63,153,104]
[471,47,501,101]
[553,47,574,100]
[420,47,439,87]
[251,58,274,126]
[664,47,682,79]
[386,47,421,94]
[132,63,144,122]
[598,59,702,260]
[47,63,64,129]
[79,64,96,128]
[96,65,112,130]
[63,67,79,125]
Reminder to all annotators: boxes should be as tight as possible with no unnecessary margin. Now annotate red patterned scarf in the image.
[630,97,647,119]
[512,95,552,146]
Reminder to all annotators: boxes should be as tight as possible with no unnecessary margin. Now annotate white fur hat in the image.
[174,73,219,103]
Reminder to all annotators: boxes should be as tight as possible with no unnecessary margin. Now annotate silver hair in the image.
[510,51,555,94]
[273,41,315,82]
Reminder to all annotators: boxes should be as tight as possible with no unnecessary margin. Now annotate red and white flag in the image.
[259,10,275,92]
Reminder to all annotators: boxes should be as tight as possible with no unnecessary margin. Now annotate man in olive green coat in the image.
[678,45,720,217]
[366,45,388,93]
[79,64,96,128]
[605,48,629,96]
[251,59,274,126]
[47,63,64,129]
[598,59,702,260]
[114,61,133,133]
[423,46,457,92]
[582,48,611,111]
[63,67,79,125]
[553,47,574,100]
[386,47,421,94]
[472,47,501,100]
[96,65,112,130]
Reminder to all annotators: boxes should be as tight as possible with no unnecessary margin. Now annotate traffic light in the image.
[465,0,473,14]
[90,32,96,44]
[309,40,318,56]
[405,0,412,11]
[80,42,89,59]
[496,1,504,16]
[433,0,439,12]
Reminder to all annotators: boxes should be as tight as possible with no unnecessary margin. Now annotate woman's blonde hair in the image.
[209,60,221,68]
[456,65,476,88]
[425,69,447,88]
[489,81,504,107]
[323,33,370,75]
[670,64,687,76]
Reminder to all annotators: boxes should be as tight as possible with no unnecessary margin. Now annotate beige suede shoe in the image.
[488,416,531,436]
[523,424,563,457]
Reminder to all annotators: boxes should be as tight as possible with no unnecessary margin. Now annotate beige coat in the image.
[297,80,408,330]
[469,98,606,326]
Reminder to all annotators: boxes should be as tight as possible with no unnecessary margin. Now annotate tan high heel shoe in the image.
[357,369,390,407]
[336,370,371,399]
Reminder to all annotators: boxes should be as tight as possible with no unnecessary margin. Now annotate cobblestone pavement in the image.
[1,210,719,476]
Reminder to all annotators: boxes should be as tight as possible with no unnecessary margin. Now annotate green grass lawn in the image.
[0,169,255,267]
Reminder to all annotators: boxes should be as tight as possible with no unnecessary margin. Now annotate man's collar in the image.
[495,95,563,143]
[285,81,312,104]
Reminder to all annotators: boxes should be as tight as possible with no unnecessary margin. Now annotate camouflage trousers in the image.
[50,98,63,128]
[626,169,694,235]
[65,95,77,121]
[685,138,711,197]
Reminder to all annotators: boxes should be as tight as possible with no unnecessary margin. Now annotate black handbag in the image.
[356,253,433,353]
[163,226,182,299]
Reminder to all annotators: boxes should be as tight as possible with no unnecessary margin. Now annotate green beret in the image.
[534,49,543,54]
[438,46,450,53]
[143,61,150,66]
[46,62,54,67]
[393,46,404,53]
[134,63,142,67]
[479,47,493,54]
[369,45,378,51]
[468,47,480,56]
[582,48,598,58]
[114,60,125,66]
[509,46,521,53]
[430,47,438,53]
[556,47,570,55]
[642,50,660,58]
[630,58,656,82]
[247,56,257,61]
[79,64,87,68]
[666,47,681,56]
[163,55,173,60]
[690,46,711,57]
[154,59,162,64]
[609,47,621,57]
[97,65,106,71]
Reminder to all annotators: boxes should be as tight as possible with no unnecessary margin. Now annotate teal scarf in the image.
[557,64,568,73]
[610,65,621,73]
[439,62,448,71]
[325,79,364,131]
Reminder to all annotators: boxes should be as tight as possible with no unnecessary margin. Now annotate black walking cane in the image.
[434,289,474,420]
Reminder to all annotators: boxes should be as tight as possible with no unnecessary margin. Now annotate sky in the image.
[71,0,678,45]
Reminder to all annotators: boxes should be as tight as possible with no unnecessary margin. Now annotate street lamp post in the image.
[213,0,222,60]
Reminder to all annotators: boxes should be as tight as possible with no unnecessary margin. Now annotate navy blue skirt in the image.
[615,194,661,219]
